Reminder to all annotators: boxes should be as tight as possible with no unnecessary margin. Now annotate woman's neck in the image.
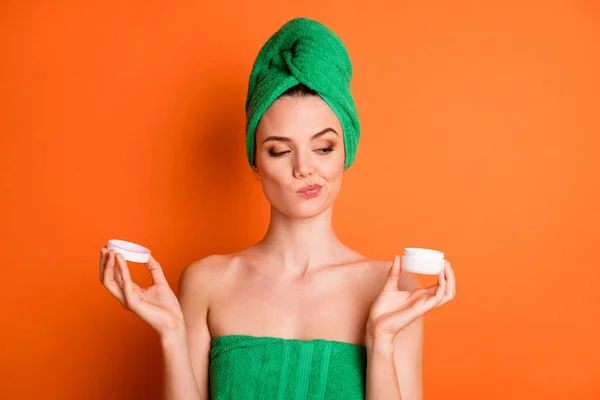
[255,205,348,274]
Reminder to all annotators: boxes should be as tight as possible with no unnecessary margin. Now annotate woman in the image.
[99,17,455,399]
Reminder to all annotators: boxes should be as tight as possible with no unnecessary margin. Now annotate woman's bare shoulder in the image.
[177,252,254,326]
[179,252,243,282]
[361,258,422,291]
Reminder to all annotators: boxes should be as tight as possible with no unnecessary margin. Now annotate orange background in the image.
[1,1,599,399]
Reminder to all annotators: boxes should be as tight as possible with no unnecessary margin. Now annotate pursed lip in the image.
[297,184,322,193]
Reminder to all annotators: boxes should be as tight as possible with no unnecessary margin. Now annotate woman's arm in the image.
[366,337,403,400]
[394,318,424,399]
[161,327,203,400]
[98,250,208,399]
[365,257,455,399]
[162,259,215,400]
[365,318,424,400]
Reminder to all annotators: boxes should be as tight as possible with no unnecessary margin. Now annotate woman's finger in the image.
[437,267,447,300]
[113,259,124,289]
[102,251,126,305]
[116,253,138,310]
[382,255,402,291]
[102,250,117,286]
[434,261,455,309]
[445,261,455,299]
[424,267,446,309]
[448,261,456,298]
[99,247,108,282]
[415,281,440,298]
[145,255,167,285]
[104,282,126,306]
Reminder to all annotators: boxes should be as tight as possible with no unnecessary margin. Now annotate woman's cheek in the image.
[323,155,344,176]
[261,164,288,183]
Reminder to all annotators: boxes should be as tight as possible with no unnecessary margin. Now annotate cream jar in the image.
[107,239,151,263]
[401,248,445,275]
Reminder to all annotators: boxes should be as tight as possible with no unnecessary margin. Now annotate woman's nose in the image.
[293,165,313,179]
[292,152,314,179]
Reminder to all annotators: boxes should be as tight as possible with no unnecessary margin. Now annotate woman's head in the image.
[244,18,360,218]
[252,84,345,219]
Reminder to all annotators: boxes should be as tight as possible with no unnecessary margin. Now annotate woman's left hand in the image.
[366,255,456,346]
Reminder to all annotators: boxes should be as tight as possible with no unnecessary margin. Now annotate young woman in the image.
[99,17,455,400]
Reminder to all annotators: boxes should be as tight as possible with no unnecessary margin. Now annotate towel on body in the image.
[209,335,367,399]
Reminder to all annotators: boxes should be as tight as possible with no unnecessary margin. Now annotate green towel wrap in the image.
[209,335,367,399]
[245,17,360,170]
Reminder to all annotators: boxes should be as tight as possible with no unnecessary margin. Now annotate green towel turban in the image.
[245,17,360,170]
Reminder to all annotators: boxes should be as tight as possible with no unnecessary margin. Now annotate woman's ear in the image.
[252,165,261,181]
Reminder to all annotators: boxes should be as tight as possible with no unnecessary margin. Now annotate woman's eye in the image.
[316,147,334,154]
[268,146,334,157]
[268,149,290,157]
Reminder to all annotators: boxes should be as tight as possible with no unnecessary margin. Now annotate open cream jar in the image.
[107,239,151,263]
[401,248,445,275]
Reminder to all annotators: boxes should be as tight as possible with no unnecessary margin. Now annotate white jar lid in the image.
[403,247,444,259]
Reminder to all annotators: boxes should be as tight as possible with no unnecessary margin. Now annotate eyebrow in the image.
[261,127,338,144]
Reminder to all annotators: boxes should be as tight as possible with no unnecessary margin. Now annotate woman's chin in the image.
[281,200,333,219]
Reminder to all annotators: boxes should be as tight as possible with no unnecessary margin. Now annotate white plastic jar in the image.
[401,248,445,275]
[107,239,151,263]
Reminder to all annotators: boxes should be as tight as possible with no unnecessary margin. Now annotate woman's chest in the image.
[208,266,384,344]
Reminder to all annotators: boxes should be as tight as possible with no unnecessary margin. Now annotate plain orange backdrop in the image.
[1,1,599,399]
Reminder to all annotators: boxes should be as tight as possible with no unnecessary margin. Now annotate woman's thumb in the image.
[383,255,401,291]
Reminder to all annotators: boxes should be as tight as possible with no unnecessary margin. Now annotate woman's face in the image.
[254,95,345,219]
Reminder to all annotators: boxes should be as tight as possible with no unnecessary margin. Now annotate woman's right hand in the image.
[99,247,185,338]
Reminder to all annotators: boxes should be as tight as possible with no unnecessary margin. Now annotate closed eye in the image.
[316,147,334,154]
[268,147,334,157]
[268,149,290,157]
